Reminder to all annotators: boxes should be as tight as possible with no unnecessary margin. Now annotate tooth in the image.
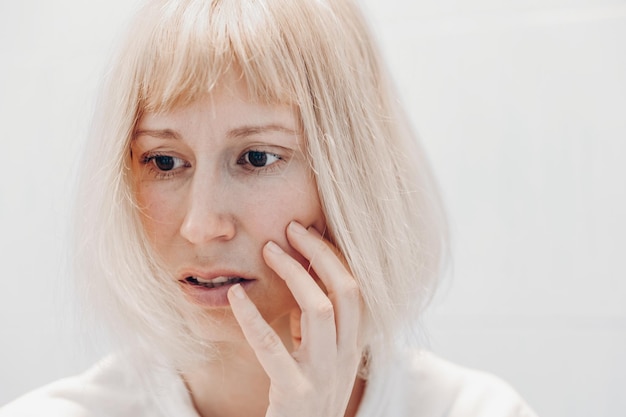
[193,276,234,284]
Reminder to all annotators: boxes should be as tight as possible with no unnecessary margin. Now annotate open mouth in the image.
[183,276,249,289]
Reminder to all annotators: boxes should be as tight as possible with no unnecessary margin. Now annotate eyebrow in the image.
[133,128,181,140]
[227,124,298,139]
[133,124,298,141]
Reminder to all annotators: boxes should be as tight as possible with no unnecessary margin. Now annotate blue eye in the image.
[143,154,187,171]
[154,155,175,170]
[240,151,281,168]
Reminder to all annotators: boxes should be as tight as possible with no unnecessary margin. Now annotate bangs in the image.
[83,0,446,373]
[132,0,305,113]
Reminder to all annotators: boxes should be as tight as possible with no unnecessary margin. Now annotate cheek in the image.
[135,183,182,240]
[245,177,325,243]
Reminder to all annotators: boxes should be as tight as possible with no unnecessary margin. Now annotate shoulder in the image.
[0,353,195,417]
[407,351,537,416]
[364,350,538,417]
[0,355,148,417]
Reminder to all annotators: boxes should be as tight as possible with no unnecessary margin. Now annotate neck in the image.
[181,317,365,417]
[183,343,271,417]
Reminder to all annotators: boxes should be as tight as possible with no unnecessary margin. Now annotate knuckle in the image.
[285,257,304,275]
[313,300,335,320]
[316,239,331,253]
[308,239,331,260]
[339,279,360,300]
[257,327,283,353]
[240,305,260,323]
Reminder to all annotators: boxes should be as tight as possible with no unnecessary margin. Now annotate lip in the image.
[177,269,256,308]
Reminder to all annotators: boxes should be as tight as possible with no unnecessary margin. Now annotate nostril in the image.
[179,210,236,244]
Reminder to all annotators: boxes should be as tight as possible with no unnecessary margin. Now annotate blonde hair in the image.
[75,0,448,375]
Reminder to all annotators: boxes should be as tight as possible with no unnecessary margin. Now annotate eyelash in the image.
[140,153,189,180]
[139,150,284,179]
[236,150,283,174]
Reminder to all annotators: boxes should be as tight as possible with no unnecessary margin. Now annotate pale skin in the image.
[130,73,365,417]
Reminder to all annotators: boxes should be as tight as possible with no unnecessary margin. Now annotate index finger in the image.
[227,283,300,386]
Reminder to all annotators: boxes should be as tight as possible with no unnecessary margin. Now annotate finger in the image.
[227,283,300,383]
[262,240,337,363]
[289,308,302,350]
[285,222,361,351]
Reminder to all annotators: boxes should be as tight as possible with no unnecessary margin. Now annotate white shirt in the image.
[0,350,538,416]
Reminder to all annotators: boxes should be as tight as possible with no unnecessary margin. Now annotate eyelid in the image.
[141,153,187,166]
[139,151,190,179]
[237,149,285,174]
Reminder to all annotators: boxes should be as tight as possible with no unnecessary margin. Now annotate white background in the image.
[1,1,625,415]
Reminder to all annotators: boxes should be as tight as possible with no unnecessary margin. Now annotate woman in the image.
[1,0,537,416]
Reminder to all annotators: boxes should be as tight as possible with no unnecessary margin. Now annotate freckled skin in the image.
[130,75,326,341]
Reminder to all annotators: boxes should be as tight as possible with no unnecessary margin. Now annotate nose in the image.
[179,175,236,244]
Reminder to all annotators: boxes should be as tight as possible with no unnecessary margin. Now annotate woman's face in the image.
[130,75,325,336]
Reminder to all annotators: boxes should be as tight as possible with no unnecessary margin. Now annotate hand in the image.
[227,221,363,417]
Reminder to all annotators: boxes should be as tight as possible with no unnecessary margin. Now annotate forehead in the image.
[136,74,300,135]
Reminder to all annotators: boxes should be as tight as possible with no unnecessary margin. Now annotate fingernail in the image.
[230,283,245,300]
[265,240,284,254]
[289,221,307,234]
